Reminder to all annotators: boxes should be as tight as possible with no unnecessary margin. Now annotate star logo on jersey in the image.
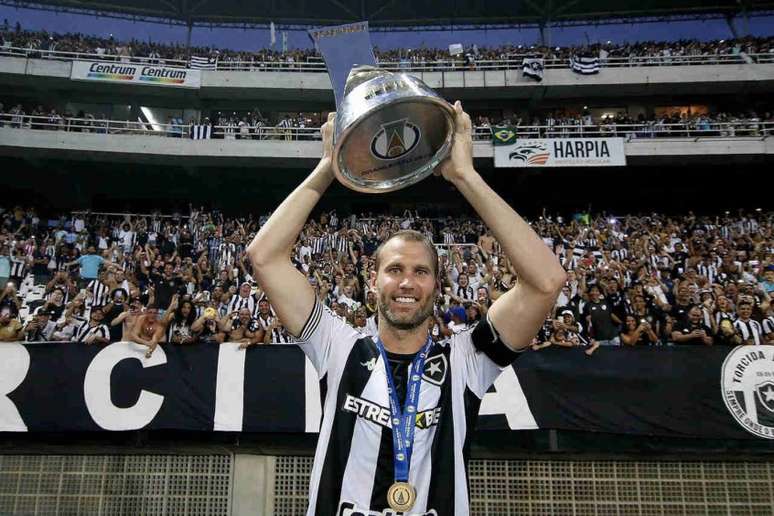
[422,354,447,386]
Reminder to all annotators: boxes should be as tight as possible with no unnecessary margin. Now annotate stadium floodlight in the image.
[140,106,163,132]
[609,218,617,224]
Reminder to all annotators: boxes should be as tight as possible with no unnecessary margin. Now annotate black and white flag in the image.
[189,55,218,70]
[569,55,600,74]
[522,57,544,81]
[190,124,212,140]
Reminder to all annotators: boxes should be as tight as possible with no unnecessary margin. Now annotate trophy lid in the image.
[344,65,390,96]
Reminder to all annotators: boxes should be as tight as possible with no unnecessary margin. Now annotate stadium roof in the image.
[4,0,774,28]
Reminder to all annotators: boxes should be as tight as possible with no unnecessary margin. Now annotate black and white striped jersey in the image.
[9,256,27,278]
[217,242,237,270]
[454,284,475,301]
[296,298,521,515]
[87,280,111,307]
[697,263,717,285]
[270,326,293,343]
[734,319,763,345]
[256,313,276,331]
[763,316,774,336]
[714,311,735,327]
[73,321,110,342]
[227,293,257,315]
[310,236,326,256]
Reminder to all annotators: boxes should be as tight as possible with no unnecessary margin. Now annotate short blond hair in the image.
[373,230,439,280]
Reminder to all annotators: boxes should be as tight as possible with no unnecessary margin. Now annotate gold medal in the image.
[387,481,416,512]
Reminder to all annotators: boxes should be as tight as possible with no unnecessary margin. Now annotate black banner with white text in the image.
[2,342,773,441]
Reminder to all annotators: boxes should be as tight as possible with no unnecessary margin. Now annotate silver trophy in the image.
[331,67,455,193]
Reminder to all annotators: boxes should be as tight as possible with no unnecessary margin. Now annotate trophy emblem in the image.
[310,23,455,193]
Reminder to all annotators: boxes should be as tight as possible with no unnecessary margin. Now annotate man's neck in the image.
[378,320,429,355]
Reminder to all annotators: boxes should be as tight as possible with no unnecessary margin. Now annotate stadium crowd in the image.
[0,205,772,356]
[2,20,773,67]
[2,100,773,139]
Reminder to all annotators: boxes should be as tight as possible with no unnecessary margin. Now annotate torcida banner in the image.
[2,341,773,443]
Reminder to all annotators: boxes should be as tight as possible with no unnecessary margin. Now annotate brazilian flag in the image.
[492,126,517,146]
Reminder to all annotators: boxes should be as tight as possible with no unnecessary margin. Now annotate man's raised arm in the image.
[246,113,336,337]
[437,101,567,351]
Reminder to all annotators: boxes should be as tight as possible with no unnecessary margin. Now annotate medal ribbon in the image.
[376,337,433,484]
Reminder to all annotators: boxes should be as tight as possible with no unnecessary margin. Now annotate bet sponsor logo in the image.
[337,501,438,516]
[342,394,441,430]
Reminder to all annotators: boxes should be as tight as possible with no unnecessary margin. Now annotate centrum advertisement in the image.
[70,61,202,89]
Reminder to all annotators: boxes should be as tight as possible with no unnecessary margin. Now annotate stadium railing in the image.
[2,114,772,140]
[0,113,774,141]
[0,46,189,67]
[1,45,772,72]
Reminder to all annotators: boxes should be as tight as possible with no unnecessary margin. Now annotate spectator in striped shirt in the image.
[262,315,294,344]
[72,305,110,345]
[165,296,199,345]
[8,245,29,287]
[734,300,763,345]
[762,310,774,344]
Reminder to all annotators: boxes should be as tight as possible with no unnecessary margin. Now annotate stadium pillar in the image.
[186,21,193,51]
[538,21,552,47]
[725,14,740,39]
[231,454,276,515]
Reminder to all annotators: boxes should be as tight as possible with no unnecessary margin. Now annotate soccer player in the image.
[247,102,566,515]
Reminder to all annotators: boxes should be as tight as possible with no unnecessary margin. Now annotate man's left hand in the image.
[435,100,475,185]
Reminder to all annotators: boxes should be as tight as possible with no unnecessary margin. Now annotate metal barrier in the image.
[0,46,189,67]
[2,113,772,140]
[1,45,772,72]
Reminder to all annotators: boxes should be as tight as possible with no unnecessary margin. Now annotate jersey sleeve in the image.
[293,297,360,379]
[453,313,525,398]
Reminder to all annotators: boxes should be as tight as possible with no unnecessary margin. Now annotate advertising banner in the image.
[493,133,626,167]
[70,61,201,89]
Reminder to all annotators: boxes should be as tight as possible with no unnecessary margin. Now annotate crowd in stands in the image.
[1,205,772,356]
[2,99,773,139]
[2,20,773,68]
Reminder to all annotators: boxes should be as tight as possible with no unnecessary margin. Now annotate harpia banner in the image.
[493,135,626,168]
